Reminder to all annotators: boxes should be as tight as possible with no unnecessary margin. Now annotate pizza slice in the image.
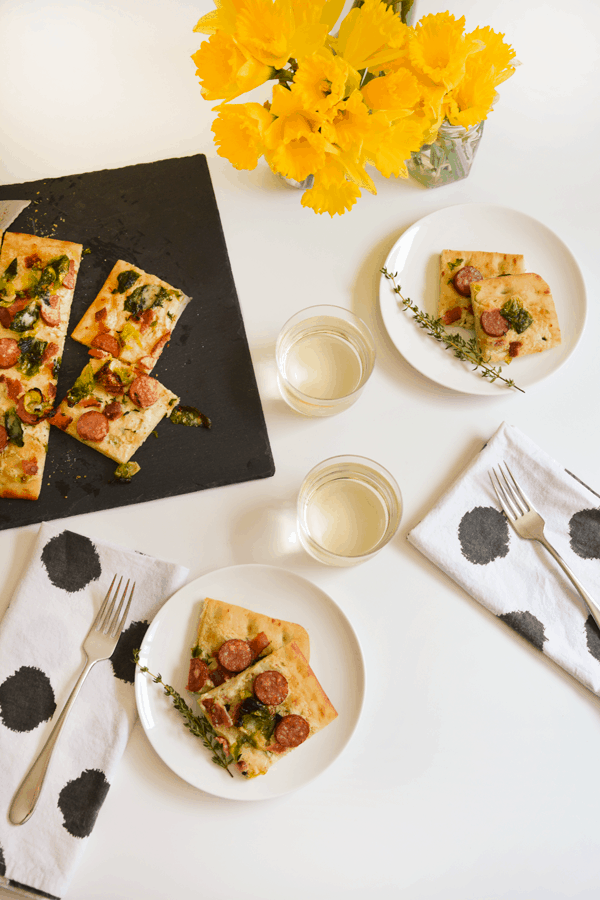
[439,249,525,329]
[199,641,337,778]
[185,597,310,696]
[49,357,178,464]
[470,272,561,364]
[0,232,83,499]
[71,260,190,372]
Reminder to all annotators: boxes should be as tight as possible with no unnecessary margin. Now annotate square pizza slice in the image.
[71,260,190,372]
[0,232,83,499]
[199,641,337,778]
[49,357,179,464]
[470,272,561,364]
[185,597,310,696]
[439,249,526,329]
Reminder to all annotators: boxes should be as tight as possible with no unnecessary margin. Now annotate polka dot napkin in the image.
[408,421,600,697]
[0,522,188,900]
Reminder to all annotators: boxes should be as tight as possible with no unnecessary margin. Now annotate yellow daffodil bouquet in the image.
[192,1,517,216]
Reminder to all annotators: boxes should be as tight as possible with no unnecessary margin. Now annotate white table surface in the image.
[1,0,600,897]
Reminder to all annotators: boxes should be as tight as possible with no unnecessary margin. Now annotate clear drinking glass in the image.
[297,455,402,566]
[276,305,376,417]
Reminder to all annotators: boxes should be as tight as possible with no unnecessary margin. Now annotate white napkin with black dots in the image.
[0,522,188,900]
[408,421,600,697]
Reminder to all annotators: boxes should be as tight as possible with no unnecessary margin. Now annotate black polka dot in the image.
[584,615,600,662]
[458,506,510,565]
[41,531,102,592]
[498,610,547,652]
[569,508,600,559]
[0,666,56,732]
[110,620,149,683]
[58,769,110,838]
[0,844,5,877]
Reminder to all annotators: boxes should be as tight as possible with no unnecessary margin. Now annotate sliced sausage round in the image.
[274,714,310,748]
[0,425,8,451]
[480,308,509,337]
[217,639,253,673]
[91,332,120,357]
[453,265,483,297]
[40,304,61,327]
[76,410,109,442]
[128,374,160,409]
[186,658,209,692]
[0,337,20,368]
[253,670,288,706]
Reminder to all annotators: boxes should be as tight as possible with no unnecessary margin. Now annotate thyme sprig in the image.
[133,649,234,777]
[381,267,524,393]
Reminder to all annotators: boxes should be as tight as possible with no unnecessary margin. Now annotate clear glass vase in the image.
[407,120,485,189]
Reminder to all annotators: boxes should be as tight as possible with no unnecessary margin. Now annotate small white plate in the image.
[135,564,365,800]
[379,203,587,396]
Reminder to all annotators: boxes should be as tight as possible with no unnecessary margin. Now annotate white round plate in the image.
[379,203,587,396]
[135,564,365,800]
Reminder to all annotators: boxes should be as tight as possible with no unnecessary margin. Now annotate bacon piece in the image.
[25,255,41,269]
[103,400,123,420]
[48,410,73,431]
[0,375,23,400]
[79,396,102,408]
[249,631,270,659]
[201,698,232,729]
[138,309,156,333]
[21,457,38,475]
[509,341,523,358]
[0,426,7,452]
[186,657,209,692]
[61,259,76,289]
[442,306,462,326]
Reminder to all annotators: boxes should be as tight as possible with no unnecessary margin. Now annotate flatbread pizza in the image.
[186,597,310,695]
[71,260,190,372]
[199,641,337,778]
[439,249,525,329]
[470,272,561,364]
[0,232,83,499]
[49,357,179,464]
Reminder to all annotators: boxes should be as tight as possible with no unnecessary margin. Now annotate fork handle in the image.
[9,657,95,826]
[539,536,600,632]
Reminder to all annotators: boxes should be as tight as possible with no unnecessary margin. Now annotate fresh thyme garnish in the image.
[133,648,234,777]
[381,267,524,393]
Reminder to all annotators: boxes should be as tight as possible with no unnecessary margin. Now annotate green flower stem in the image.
[381,267,525,393]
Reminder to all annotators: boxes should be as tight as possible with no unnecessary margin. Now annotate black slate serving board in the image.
[0,154,274,529]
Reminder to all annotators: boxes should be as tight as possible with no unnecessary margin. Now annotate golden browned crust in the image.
[194,597,310,663]
[71,259,190,371]
[471,272,561,364]
[200,641,337,778]
[439,249,526,329]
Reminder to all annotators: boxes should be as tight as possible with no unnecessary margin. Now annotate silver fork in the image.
[490,462,600,631]
[9,575,135,826]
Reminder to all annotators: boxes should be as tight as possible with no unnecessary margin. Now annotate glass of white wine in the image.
[276,305,376,416]
[297,455,402,566]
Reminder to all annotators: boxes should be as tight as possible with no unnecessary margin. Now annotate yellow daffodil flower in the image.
[444,26,516,126]
[192,32,272,101]
[300,160,362,216]
[466,26,518,87]
[325,89,372,152]
[362,111,429,179]
[361,67,421,116]
[211,102,274,169]
[293,51,352,113]
[332,0,409,71]
[408,12,481,90]
[263,84,335,182]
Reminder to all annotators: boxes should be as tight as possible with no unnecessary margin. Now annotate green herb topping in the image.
[170,405,212,429]
[113,270,140,294]
[381,267,525,393]
[17,337,48,377]
[448,258,464,271]
[11,303,39,333]
[5,408,24,447]
[500,298,533,334]
[124,284,170,316]
[113,461,140,483]
[133,649,233,776]
[66,363,95,406]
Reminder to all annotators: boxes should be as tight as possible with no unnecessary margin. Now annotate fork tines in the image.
[94,575,135,638]
[489,462,531,520]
